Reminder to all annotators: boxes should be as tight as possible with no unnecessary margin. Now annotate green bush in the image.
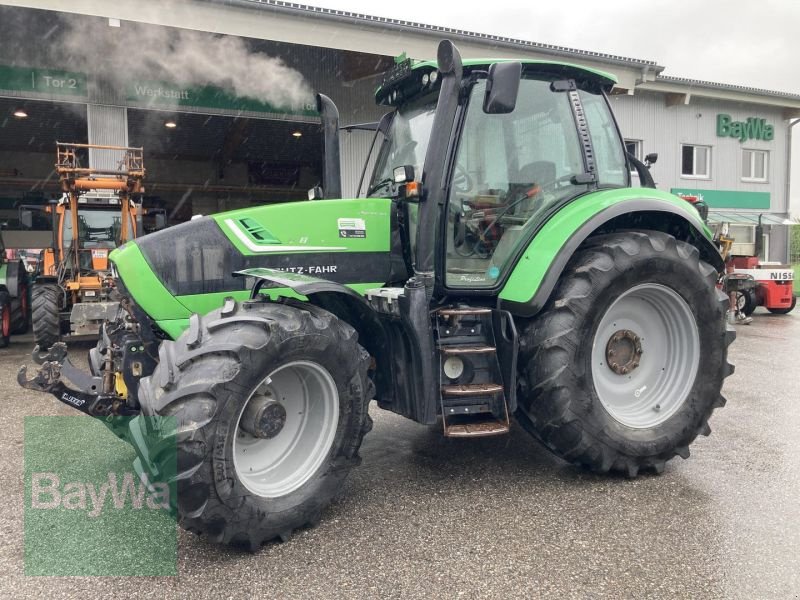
[794,263,800,294]
[791,224,800,263]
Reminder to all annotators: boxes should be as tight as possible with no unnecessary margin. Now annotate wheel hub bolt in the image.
[605,329,643,376]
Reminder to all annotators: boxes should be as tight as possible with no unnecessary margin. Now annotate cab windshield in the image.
[366,92,437,197]
[62,208,130,248]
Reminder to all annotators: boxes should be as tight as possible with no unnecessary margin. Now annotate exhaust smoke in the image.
[58,16,314,111]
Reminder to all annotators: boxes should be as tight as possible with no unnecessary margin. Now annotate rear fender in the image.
[499,196,724,317]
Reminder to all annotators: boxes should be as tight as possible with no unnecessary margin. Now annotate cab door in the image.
[442,76,587,290]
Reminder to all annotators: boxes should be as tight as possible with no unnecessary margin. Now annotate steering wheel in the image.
[452,164,473,194]
[469,175,572,249]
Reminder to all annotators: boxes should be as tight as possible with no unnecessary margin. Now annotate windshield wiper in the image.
[367,177,393,196]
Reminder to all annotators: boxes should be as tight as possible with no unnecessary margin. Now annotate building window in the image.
[624,139,642,174]
[624,139,642,160]
[681,144,711,178]
[742,149,768,182]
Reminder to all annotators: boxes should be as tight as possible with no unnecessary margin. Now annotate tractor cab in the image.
[365,56,628,294]
[54,190,136,273]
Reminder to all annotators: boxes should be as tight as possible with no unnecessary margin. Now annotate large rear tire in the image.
[136,299,373,550]
[31,283,61,350]
[515,231,734,477]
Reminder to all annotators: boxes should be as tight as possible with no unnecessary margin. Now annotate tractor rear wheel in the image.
[516,231,734,477]
[31,283,61,350]
[0,293,11,348]
[767,295,796,314]
[135,299,373,550]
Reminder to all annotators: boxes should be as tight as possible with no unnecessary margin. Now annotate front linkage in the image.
[19,298,159,419]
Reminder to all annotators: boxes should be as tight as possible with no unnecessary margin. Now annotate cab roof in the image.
[376,58,618,106]
[417,58,617,84]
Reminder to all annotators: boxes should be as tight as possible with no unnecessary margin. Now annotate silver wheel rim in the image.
[591,284,700,429]
[233,361,339,498]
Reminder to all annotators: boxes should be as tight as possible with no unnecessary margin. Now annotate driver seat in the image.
[508,160,555,216]
[513,160,556,193]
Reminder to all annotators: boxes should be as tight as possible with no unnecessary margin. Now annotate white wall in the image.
[610,91,789,212]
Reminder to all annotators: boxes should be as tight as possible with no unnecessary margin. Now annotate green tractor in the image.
[0,234,31,348]
[20,41,734,550]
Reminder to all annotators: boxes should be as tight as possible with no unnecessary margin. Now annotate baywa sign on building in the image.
[716,114,774,142]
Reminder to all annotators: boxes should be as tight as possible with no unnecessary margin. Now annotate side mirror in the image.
[484,62,522,114]
[154,212,167,230]
[308,186,324,201]
[393,165,415,184]
[393,165,421,200]
[645,152,658,167]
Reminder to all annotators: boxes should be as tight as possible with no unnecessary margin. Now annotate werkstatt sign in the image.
[716,114,774,142]
[0,65,87,97]
[126,80,317,117]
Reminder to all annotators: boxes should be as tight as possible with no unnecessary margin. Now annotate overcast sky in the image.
[307,0,798,92]
[307,0,800,215]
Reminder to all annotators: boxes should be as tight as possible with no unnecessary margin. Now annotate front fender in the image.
[235,267,385,356]
[498,189,723,317]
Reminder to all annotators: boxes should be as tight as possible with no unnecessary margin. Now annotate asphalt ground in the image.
[0,308,799,598]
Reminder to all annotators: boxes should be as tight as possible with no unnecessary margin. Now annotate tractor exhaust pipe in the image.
[415,40,463,294]
[316,93,342,199]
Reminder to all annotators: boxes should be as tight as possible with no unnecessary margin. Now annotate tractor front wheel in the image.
[31,283,61,350]
[135,299,373,550]
[516,231,734,476]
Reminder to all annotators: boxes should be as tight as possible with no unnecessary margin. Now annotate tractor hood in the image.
[110,197,401,335]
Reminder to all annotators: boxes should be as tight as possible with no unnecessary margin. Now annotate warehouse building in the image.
[1,0,798,260]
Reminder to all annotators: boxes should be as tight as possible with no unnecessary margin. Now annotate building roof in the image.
[223,2,800,105]
[216,0,664,71]
[656,75,800,103]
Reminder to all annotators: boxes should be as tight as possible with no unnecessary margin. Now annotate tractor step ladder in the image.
[435,307,510,437]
